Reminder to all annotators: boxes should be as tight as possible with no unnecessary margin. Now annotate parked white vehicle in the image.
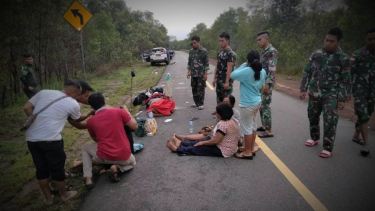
[150,47,169,66]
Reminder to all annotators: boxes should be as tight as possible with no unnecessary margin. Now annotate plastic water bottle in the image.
[166,73,172,97]
[189,120,194,133]
[148,111,153,118]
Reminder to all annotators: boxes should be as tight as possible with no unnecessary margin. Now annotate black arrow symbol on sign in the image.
[71,9,83,25]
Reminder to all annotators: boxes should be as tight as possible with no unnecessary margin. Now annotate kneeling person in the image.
[83,92,138,186]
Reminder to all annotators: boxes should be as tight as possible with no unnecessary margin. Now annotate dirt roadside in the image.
[208,58,375,131]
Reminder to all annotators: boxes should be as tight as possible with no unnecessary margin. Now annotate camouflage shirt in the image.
[20,64,38,89]
[187,46,209,77]
[350,46,375,98]
[216,48,237,81]
[260,44,278,84]
[300,48,351,102]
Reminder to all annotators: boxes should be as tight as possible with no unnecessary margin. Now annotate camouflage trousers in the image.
[308,95,338,152]
[191,77,206,106]
[215,78,233,104]
[354,96,374,130]
[260,84,274,130]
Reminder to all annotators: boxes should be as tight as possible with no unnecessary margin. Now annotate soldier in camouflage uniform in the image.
[187,35,209,110]
[256,31,278,138]
[20,54,39,99]
[350,28,375,156]
[213,32,237,105]
[300,27,351,158]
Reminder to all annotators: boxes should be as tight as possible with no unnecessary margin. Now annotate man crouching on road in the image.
[82,92,138,187]
[24,79,89,205]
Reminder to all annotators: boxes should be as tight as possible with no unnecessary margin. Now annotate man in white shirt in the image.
[23,79,89,205]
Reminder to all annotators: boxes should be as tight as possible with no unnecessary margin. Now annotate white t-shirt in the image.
[26,90,81,142]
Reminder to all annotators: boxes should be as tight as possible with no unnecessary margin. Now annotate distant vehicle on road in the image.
[142,50,151,62]
[168,50,175,60]
[150,47,169,66]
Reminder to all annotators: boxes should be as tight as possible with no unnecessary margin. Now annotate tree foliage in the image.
[173,0,373,76]
[0,0,169,107]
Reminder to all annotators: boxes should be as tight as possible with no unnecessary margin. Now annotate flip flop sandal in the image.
[108,171,121,182]
[305,139,319,147]
[256,127,266,132]
[360,148,370,156]
[352,139,364,146]
[319,150,332,158]
[84,180,95,189]
[258,132,274,138]
[234,153,253,160]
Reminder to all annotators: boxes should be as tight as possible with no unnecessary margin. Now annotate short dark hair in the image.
[191,35,200,42]
[23,53,32,58]
[224,95,236,108]
[78,80,94,94]
[367,28,375,34]
[257,31,269,37]
[219,32,230,40]
[88,92,105,110]
[64,79,81,90]
[328,27,343,41]
[216,103,233,121]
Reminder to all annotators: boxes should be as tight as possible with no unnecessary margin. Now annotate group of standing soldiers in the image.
[187,31,278,138]
[187,26,374,158]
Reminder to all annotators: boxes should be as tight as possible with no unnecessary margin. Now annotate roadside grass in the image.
[0,62,166,210]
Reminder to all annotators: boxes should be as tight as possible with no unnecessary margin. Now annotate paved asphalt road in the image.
[79,51,375,211]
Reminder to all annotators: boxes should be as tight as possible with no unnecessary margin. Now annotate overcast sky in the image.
[125,0,249,40]
[125,0,343,41]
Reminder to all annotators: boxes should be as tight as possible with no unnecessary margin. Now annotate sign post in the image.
[63,1,92,80]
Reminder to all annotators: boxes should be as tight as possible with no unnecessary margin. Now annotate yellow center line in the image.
[256,136,328,211]
[206,81,214,90]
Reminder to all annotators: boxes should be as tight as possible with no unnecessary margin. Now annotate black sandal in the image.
[256,127,265,132]
[109,171,121,182]
[234,153,253,160]
[258,132,274,138]
[360,148,370,156]
[352,139,364,146]
[84,180,95,189]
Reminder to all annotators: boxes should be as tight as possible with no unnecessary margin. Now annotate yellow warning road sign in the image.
[63,1,92,31]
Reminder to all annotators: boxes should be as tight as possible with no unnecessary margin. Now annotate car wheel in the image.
[166,60,170,65]
[151,62,155,66]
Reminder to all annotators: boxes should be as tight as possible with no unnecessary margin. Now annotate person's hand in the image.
[29,86,34,91]
[203,73,207,81]
[347,94,352,102]
[263,83,269,93]
[224,81,230,90]
[300,92,307,100]
[89,109,95,116]
[194,142,204,147]
[338,102,345,110]
[187,70,191,79]
[212,79,216,87]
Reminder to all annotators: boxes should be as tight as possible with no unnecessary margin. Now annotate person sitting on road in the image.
[166,103,241,157]
[80,92,138,187]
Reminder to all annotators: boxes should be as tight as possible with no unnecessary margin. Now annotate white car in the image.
[150,47,169,66]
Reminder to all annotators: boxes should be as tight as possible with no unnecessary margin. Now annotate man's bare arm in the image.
[67,118,87,129]
[24,101,34,117]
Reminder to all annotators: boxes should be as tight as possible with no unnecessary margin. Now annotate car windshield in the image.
[152,49,164,53]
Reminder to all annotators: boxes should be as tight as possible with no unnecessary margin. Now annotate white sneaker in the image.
[198,106,204,110]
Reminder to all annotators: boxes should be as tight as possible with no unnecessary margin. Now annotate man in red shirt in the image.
[83,92,138,187]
